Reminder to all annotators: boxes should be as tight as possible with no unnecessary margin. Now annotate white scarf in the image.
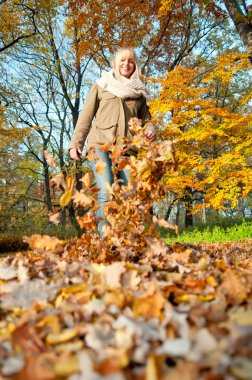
[96,69,147,99]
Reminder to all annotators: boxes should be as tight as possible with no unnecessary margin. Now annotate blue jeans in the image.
[89,149,130,236]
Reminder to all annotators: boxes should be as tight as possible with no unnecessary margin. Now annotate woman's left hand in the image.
[145,130,156,142]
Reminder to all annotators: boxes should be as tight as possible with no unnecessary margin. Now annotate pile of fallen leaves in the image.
[1,120,252,379]
[0,237,251,380]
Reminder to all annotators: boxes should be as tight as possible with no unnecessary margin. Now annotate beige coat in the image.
[69,83,154,153]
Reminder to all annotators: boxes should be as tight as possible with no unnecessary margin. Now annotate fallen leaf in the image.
[103,262,126,288]
[46,327,81,345]
[49,209,62,225]
[50,172,65,188]
[53,354,79,377]
[12,353,56,380]
[72,191,93,206]
[97,358,121,376]
[12,323,44,354]
[1,278,61,309]
[1,356,25,376]
[220,268,248,305]
[95,159,107,174]
[0,264,16,280]
[133,291,166,319]
[44,150,57,168]
[146,356,159,380]
[153,215,178,232]
[189,328,218,360]
[229,306,252,326]
[60,189,72,207]
[80,172,92,188]
[24,234,66,252]
[230,357,252,380]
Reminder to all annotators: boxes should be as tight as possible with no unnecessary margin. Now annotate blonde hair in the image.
[112,47,141,79]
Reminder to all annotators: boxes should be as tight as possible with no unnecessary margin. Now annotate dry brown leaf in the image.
[72,190,93,206]
[12,353,56,380]
[161,362,199,380]
[133,291,166,319]
[44,150,57,168]
[24,234,66,252]
[50,172,65,188]
[95,159,107,174]
[220,268,248,305]
[0,264,17,280]
[12,323,44,354]
[153,215,178,232]
[103,262,126,288]
[80,172,92,188]
[48,209,61,225]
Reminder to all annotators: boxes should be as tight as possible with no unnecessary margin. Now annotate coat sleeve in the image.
[69,83,99,151]
[138,97,155,133]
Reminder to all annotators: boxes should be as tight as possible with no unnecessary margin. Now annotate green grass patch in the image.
[163,219,252,244]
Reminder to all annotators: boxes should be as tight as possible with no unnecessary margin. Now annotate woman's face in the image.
[118,55,135,78]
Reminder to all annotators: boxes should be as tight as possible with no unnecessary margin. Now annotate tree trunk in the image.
[222,0,252,62]
[43,162,52,212]
[184,187,194,228]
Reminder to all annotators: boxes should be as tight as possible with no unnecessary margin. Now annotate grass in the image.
[163,219,252,244]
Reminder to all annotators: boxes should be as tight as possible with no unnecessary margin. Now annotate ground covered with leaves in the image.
[0,235,252,380]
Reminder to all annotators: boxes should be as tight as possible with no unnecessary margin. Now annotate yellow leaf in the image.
[46,327,80,345]
[36,315,61,334]
[66,175,74,190]
[198,293,215,302]
[55,340,83,353]
[60,283,87,296]
[55,294,64,308]
[174,294,198,303]
[54,355,79,377]
[229,307,252,326]
[59,189,72,207]
[146,356,159,380]
[206,275,218,287]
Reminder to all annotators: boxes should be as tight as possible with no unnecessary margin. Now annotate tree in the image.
[1,3,95,229]
[0,134,42,231]
[150,50,252,221]
[67,0,226,75]
[0,0,38,53]
[158,0,252,62]
[222,0,252,61]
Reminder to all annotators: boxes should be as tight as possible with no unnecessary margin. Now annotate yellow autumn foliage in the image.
[150,52,252,211]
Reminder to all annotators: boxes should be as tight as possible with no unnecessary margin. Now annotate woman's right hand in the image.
[70,148,82,161]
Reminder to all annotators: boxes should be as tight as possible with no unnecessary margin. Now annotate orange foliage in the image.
[149,52,252,211]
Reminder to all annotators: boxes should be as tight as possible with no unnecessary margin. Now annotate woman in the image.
[69,47,156,236]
